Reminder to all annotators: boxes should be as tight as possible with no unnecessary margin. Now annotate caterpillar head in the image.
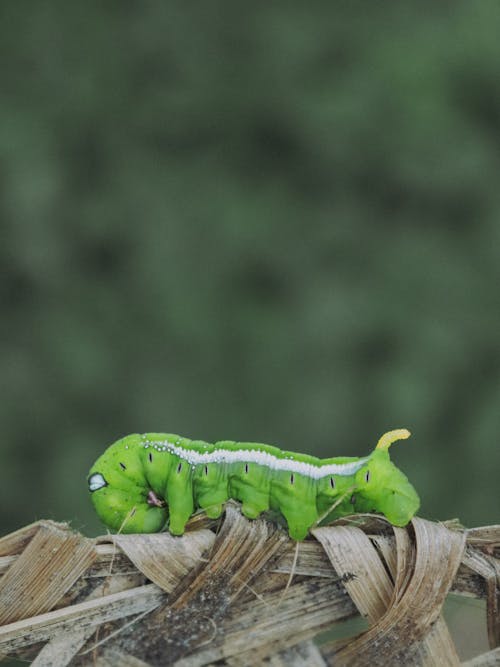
[354,429,420,526]
[88,434,169,533]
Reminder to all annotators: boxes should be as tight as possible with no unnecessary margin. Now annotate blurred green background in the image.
[1,2,499,542]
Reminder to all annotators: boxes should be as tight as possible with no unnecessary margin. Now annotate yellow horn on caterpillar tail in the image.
[375,428,411,451]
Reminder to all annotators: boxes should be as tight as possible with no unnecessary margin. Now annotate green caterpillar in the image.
[88,429,420,540]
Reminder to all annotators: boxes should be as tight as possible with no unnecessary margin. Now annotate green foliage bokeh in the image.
[1,2,499,536]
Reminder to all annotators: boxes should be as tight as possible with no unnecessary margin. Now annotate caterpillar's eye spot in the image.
[88,473,107,492]
[119,462,127,471]
[149,452,153,463]
[330,477,335,489]
[204,465,208,476]
[290,473,295,485]
[245,463,249,474]
[177,462,182,474]
[350,494,356,505]
[365,470,371,483]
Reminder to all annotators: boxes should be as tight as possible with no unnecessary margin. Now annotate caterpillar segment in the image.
[88,429,419,541]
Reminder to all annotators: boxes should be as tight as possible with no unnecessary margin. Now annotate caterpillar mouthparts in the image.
[147,489,166,507]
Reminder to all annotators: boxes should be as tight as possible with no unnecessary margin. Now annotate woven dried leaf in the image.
[0,512,498,666]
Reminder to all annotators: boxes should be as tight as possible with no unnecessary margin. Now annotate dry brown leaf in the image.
[87,646,155,666]
[172,579,356,666]
[0,510,498,665]
[312,525,393,622]
[0,522,96,625]
[317,517,465,666]
[463,547,500,649]
[462,644,500,666]
[111,530,216,593]
[31,627,94,667]
[0,520,70,557]
[117,505,289,665]
[467,526,500,548]
[0,583,165,654]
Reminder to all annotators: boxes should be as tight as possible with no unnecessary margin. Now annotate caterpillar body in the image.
[87,429,420,540]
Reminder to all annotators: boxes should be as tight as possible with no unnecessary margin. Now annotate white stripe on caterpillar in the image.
[142,440,369,478]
